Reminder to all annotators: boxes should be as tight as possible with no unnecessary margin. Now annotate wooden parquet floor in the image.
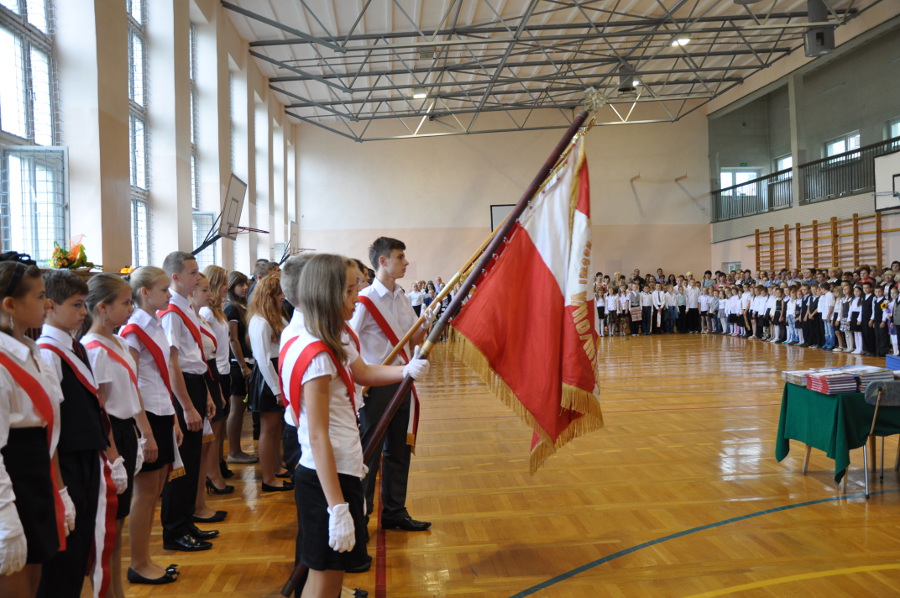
[123,335,900,597]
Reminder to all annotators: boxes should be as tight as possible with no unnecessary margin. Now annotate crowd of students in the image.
[0,236,432,598]
[594,264,900,358]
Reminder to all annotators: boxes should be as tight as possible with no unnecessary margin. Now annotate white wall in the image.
[295,109,712,281]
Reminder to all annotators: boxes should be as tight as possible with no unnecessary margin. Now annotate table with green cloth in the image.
[775,383,900,483]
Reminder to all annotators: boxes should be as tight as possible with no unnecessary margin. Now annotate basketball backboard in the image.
[874,149,900,212]
[219,174,247,240]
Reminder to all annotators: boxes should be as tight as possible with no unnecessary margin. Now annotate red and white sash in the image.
[357,296,421,448]
[37,335,118,595]
[158,303,214,379]
[0,352,67,550]
[279,327,356,427]
[119,323,174,399]
[38,335,99,397]
[119,323,184,480]
[84,337,138,394]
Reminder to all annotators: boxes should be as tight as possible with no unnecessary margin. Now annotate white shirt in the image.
[83,333,142,420]
[283,325,364,478]
[350,278,417,366]
[698,294,710,312]
[122,308,175,416]
[408,290,424,308]
[740,291,752,311]
[685,286,700,309]
[199,307,231,375]
[664,291,676,308]
[605,294,618,311]
[249,315,286,396]
[0,333,63,512]
[639,291,653,307]
[818,291,835,319]
[198,314,217,362]
[161,291,207,375]
[765,295,777,314]
[652,290,665,310]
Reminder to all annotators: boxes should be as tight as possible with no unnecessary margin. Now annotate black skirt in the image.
[2,427,59,563]
[248,358,283,413]
[109,416,138,519]
[205,360,226,423]
[229,361,248,397]
[139,412,175,473]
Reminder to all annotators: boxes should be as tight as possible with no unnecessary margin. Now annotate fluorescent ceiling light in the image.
[671,37,690,46]
[412,87,427,99]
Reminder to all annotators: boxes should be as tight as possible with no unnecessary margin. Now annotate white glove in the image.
[109,456,128,494]
[0,501,27,575]
[402,346,430,380]
[423,307,435,324]
[327,503,355,553]
[59,486,76,533]
[134,437,147,475]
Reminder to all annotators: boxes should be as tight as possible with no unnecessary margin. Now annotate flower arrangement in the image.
[50,235,98,270]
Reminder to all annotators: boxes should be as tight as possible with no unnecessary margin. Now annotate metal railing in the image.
[712,168,793,222]
[711,136,900,222]
[799,136,900,204]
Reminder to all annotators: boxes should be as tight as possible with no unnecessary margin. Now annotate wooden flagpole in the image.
[281,109,590,596]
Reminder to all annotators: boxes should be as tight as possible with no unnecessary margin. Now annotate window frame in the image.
[127,0,150,266]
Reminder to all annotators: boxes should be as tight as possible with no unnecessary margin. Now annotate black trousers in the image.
[875,323,890,356]
[37,450,100,598]
[861,322,876,353]
[687,308,700,332]
[641,306,652,334]
[358,382,412,522]
[161,373,207,540]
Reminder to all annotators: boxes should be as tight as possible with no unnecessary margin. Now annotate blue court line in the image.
[509,489,900,597]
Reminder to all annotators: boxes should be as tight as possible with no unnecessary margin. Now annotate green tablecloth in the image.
[775,383,900,483]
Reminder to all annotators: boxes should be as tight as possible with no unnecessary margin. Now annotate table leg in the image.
[869,435,877,474]
[802,445,812,474]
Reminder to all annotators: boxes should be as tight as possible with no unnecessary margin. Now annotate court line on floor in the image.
[508,489,900,598]
[682,563,900,597]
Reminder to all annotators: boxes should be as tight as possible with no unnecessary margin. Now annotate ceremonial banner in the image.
[449,137,603,473]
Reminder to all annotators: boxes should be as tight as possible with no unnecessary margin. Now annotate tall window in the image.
[190,24,215,269]
[775,155,793,172]
[889,119,900,150]
[825,132,860,158]
[0,0,66,262]
[128,0,150,266]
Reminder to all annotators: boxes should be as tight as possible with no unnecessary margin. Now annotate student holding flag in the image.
[279,253,429,596]
[350,237,432,542]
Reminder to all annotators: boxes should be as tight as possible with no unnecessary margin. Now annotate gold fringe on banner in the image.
[448,326,604,474]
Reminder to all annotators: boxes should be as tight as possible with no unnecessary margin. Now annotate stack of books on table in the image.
[806,370,859,394]
[839,365,894,391]
[782,369,823,387]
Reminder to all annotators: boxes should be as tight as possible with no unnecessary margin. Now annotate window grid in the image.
[127,0,150,266]
[131,195,150,267]
[192,211,216,270]
[190,23,199,210]
[0,0,65,261]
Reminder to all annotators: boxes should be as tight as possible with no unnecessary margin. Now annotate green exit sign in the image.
[739,162,748,167]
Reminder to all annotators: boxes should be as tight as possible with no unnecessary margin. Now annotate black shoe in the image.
[126,567,177,585]
[206,478,235,495]
[190,525,219,540]
[382,515,431,531]
[163,534,212,552]
[193,510,227,523]
[346,555,372,574]
[262,481,294,492]
[275,470,292,479]
[220,460,234,479]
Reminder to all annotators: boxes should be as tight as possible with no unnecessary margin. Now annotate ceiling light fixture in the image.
[671,36,690,47]
[411,87,428,99]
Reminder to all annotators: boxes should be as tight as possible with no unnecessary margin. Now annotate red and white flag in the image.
[449,136,602,473]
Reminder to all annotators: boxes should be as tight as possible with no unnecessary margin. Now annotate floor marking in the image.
[508,489,900,597]
[683,563,900,597]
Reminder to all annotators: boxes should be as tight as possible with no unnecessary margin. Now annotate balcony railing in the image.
[799,136,899,204]
[712,136,900,222]
[712,169,793,222]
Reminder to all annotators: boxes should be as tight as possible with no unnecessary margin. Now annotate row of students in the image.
[595,277,900,358]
